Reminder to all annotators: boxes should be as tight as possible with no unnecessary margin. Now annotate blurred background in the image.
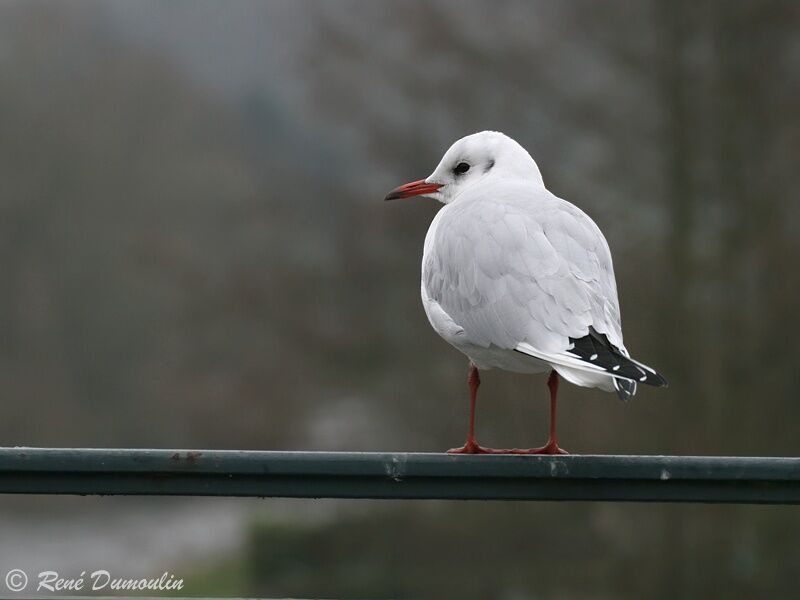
[0,0,798,597]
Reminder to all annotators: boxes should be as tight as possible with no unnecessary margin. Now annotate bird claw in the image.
[447,441,510,454]
[510,441,569,455]
[447,439,569,455]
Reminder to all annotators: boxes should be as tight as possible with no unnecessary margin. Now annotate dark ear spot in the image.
[483,159,495,173]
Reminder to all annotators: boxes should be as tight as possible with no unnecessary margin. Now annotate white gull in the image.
[385,131,667,454]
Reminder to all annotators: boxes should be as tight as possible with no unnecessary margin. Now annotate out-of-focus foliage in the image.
[0,1,798,598]
[247,502,800,600]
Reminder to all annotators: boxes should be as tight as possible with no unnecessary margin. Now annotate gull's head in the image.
[384,131,544,204]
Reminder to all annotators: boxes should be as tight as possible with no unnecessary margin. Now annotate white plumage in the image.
[423,177,624,388]
[386,131,666,453]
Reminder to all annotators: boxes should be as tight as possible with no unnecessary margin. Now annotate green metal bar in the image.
[0,448,798,503]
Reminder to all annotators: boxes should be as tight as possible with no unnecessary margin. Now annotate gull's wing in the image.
[423,180,664,389]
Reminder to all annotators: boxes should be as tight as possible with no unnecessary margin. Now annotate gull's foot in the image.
[447,440,510,454]
[510,440,569,455]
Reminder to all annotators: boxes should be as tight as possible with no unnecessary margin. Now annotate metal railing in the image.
[0,448,798,503]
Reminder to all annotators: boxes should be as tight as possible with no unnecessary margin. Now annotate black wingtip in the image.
[568,328,668,390]
[614,378,637,402]
[650,372,669,388]
[633,363,668,388]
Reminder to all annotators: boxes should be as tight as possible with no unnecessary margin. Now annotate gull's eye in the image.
[453,162,470,175]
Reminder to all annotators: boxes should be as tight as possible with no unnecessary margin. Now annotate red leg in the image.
[511,370,569,455]
[447,363,509,454]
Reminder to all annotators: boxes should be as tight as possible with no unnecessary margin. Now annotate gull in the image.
[385,131,667,454]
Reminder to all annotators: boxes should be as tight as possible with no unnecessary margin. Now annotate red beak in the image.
[384,179,442,201]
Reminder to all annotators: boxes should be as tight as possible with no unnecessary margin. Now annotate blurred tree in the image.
[0,1,799,597]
